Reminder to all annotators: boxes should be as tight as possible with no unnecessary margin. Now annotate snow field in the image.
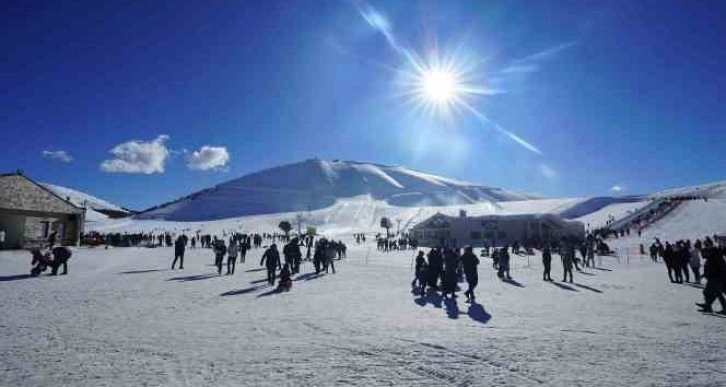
[1,241,724,387]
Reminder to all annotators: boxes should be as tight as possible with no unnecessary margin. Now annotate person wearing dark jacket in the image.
[411,251,427,289]
[542,246,553,281]
[497,246,511,280]
[277,263,293,292]
[50,246,71,275]
[213,241,227,275]
[459,246,480,302]
[663,243,679,283]
[696,244,726,314]
[426,248,444,291]
[442,248,459,299]
[561,243,574,283]
[172,236,185,270]
[260,244,282,285]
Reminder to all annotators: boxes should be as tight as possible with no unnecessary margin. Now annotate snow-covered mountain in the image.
[137,159,536,221]
[42,183,131,219]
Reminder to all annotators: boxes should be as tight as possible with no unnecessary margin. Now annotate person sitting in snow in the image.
[277,263,293,292]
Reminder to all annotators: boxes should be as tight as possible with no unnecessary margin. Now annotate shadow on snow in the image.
[118,269,167,275]
[574,283,603,293]
[548,281,578,292]
[0,274,34,282]
[591,267,613,272]
[220,284,268,296]
[468,302,492,324]
[502,278,525,288]
[167,273,218,282]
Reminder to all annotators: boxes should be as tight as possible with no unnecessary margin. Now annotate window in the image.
[484,232,494,239]
[470,231,482,240]
[41,221,50,237]
[497,231,507,239]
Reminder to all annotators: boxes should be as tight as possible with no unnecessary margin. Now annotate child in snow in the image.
[277,263,293,292]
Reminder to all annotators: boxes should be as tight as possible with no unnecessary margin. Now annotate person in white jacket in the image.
[689,246,702,284]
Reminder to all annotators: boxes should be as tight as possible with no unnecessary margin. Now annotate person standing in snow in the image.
[459,246,480,302]
[497,245,511,280]
[561,242,574,283]
[213,240,227,275]
[47,231,57,248]
[690,245,702,284]
[442,247,459,299]
[260,244,281,285]
[172,235,185,270]
[696,240,726,314]
[426,248,444,291]
[227,241,238,275]
[542,245,553,281]
[411,251,428,290]
[663,243,679,283]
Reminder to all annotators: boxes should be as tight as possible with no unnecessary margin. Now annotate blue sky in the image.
[2,0,725,210]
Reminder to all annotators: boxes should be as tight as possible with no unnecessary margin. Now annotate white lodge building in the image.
[409,211,585,248]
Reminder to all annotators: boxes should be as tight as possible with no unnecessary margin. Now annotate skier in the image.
[442,247,459,299]
[172,235,185,270]
[497,245,511,280]
[459,246,480,302]
[649,243,658,263]
[260,244,281,285]
[542,245,553,281]
[213,240,226,275]
[561,242,574,283]
[227,241,238,275]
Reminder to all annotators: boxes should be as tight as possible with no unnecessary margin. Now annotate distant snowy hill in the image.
[137,159,536,221]
[650,180,726,199]
[42,183,130,220]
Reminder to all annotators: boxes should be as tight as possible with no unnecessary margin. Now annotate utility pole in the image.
[396,218,402,236]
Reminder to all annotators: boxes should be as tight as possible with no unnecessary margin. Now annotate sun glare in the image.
[422,70,459,103]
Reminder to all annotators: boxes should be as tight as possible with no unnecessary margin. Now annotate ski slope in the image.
[1,242,723,386]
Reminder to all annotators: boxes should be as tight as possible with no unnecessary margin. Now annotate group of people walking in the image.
[412,246,480,303]
[651,236,726,314]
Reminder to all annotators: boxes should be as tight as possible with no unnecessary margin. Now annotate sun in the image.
[422,69,459,103]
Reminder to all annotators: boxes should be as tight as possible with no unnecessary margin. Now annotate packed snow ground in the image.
[1,242,724,386]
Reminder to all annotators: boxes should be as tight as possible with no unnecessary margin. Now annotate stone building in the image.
[0,172,85,249]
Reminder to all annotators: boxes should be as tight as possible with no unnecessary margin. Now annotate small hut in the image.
[0,171,85,249]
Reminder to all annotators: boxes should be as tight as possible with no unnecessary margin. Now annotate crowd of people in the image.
[649,235,726,314]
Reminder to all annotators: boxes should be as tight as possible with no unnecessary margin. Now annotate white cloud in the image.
[538,164,558,180]
[100,135,170,174]
[611,184,626,193]
[187,145,230,171]
[42,150,72,163]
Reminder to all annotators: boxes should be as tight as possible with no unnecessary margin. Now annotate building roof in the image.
[410,212,581,230]
[0,172,83,214]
